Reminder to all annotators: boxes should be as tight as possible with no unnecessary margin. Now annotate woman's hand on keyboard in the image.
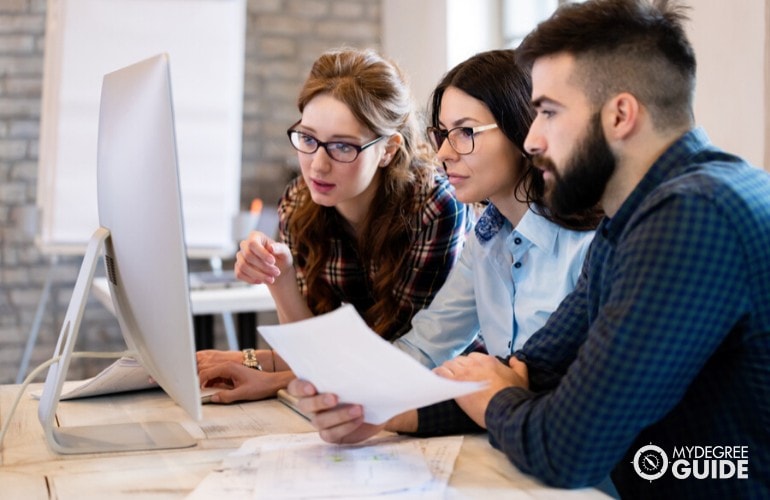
[195,349,241,373]
[198,361,294,403]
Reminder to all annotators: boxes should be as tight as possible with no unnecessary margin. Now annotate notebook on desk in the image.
[277,388,311,421]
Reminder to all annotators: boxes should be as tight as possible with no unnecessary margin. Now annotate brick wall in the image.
[0,0,381,384]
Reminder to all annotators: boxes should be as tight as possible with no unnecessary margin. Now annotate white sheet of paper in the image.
[252,433,431,498]
[258,304,486,424]
[30,357,156,400]
[187,433,463,500]
[30,356,218,402]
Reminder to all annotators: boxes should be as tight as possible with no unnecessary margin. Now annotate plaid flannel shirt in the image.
[278,174,468,340]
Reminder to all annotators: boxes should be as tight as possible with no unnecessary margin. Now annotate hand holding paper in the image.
[258,304,487,424]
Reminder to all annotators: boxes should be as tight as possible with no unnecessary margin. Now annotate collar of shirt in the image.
[514,206,559,255]
[475,202,558,245]
[475,203,506,243]
[601,127,712,244]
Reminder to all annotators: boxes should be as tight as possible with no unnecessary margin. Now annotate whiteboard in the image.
[37,0,246,258]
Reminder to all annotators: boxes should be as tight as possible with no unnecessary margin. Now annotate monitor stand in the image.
[37,227,197,454]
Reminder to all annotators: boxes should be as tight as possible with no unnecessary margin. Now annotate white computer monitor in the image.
[37,54,202,454]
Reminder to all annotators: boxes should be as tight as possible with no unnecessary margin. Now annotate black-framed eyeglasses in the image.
[426,123,499,155]
[286,128,385,163]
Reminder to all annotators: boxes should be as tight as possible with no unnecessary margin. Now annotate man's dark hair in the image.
[517,0,696,131]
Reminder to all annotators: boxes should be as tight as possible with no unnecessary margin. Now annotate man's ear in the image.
[602,92,639,141]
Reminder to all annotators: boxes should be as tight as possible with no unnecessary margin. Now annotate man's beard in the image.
[533,113,616,217]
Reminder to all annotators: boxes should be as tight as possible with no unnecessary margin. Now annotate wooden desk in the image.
[0,384,609,499]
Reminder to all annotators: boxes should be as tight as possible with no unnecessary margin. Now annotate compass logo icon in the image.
[633,444,668,481]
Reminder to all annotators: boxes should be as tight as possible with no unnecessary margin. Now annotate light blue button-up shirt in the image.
[395,203,595,368]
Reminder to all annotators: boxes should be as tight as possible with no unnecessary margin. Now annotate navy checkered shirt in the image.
[479,128,770,498]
